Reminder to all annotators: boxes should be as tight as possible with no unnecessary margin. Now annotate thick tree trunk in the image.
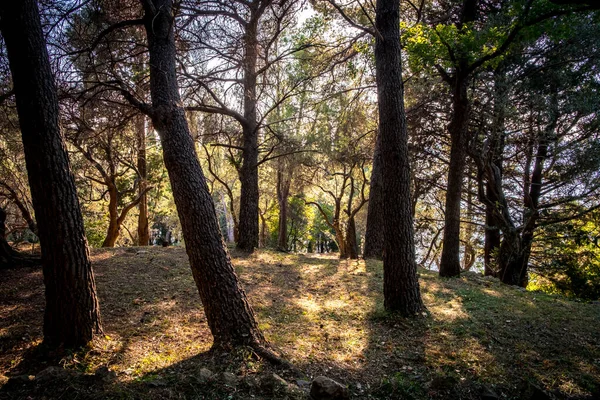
[237,19,260,253]
[375,0,424,315]
[137,115,150,246]
[141,0,265,348]
[439,75,469,278]
[363,132,384,259]
[0,0,102,347]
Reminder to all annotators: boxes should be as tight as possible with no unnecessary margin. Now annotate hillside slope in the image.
[1,247,598,399]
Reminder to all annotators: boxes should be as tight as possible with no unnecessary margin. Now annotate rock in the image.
[221,371,239,387]
[296,379,311,389]
[35,366,71,382]
[145,378,168,387]
[480,385,499,400]
[198,367,214,381]
[94,366,117,383]
[310,376,349,400]
[0,374,8,386]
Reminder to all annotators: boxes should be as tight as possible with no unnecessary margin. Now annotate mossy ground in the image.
[1,246,599,399]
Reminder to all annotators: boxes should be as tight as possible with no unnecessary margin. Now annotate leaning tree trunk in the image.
[375,0,424,315]
[439,74,470,278]
[141,0,266,348]
[137,114,150,246]
[363,132,384,259]
[0,0,102,347]
[236,18,260,253]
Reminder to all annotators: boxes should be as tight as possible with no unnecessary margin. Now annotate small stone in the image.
[221,371,239,387]
[198,367,214,381]
[95,366,117,383]
[145,378,167,387]
[35,366,71,382]
[310,376,350,400]
[296,379,311,389]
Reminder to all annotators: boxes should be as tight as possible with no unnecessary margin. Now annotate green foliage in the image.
[534,213,600,300]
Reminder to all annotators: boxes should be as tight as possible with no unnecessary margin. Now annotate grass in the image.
[0,246,599,399]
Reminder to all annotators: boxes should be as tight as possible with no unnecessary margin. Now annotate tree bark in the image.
[363,132,384,259]
[344,216,359,260]
[483,71,506,276]
[375,0,424,315]
[137,114,150,246]
[237,17,260,253]
[439,74,469,278]
[0,207,36,269]
[102,184,120,247]
[276,166,291,251]
[140,0,265,348]
[0,0,102,347]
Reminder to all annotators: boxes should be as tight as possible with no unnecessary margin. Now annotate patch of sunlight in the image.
[296,297,322,316]
[90,251,116,262]
[481,288,503,297]
[429,300,469,321]
[324,299,347,310]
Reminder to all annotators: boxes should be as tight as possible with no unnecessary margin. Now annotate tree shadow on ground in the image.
[1,248,599,399]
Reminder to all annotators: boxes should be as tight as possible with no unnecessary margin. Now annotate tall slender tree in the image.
[0,0,102,347]
[375,0,424,314]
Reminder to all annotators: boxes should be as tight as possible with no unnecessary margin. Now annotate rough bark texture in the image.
[438,0,478,278]
[344,216,359,260]
[363,132,384,259]
[0,0,102,347]
[439,75,469,277]
[141,0,265,347]
[236,17,260,253]
[375,0,424,315]
[137,115,150,246]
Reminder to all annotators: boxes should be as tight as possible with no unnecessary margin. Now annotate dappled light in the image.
[2,247,599,399]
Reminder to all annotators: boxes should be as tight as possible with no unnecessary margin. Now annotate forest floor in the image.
[0,246,599,400]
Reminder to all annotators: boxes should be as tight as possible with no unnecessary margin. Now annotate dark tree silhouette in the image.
[0,0,102,347]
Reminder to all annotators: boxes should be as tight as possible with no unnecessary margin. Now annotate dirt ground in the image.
[1,246,599,399]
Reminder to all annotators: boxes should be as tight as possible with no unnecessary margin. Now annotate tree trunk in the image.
[102,185,120,247]
[363,132,384,259]
[439,74,469,278]
[141,0,265,348]
[276,166,291,251]
[137,114,150,246]
[0,0,102,347]
[0,207,34,269]
[484,69,507,276]
[375,0,424,315]
[236,18,260,253]
[344,216,359,260]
